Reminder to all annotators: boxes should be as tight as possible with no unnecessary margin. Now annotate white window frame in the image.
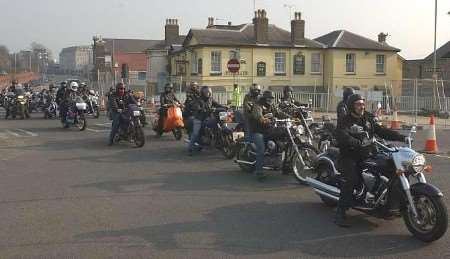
[311,53,321,73]
[191,52,198,74]
[210,51,222,74]
[274,52,286,74]
[346,53,356,73]
[229,48,240,60]
[376,54,385,74]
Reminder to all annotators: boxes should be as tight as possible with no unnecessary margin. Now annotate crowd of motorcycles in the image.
[1,81,448,243]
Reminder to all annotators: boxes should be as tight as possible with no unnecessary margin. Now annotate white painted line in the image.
[95,123,111,127]
[4,130,20,137]
[15,129,38,137]
[86,128,109,133]
[434,154,450,159]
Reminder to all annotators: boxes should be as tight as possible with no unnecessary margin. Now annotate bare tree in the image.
[0,45,10,73]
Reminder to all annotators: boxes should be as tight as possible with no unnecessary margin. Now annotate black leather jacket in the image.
[160,92,179,108]
[336,112,405,158]
[248,99,289,134]
[110,93,136,113]
[336,100,348,121]
[191,96,223,121]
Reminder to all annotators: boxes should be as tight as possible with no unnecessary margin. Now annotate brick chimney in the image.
[207,17,214,28]
[291,12,305,45]
[378,32,388,44]
[253,9,269,44]
[165,19,179,45]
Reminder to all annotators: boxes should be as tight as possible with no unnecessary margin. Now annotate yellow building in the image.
[169,10,403,102]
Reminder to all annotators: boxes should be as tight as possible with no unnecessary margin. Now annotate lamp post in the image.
[433,0,438,80]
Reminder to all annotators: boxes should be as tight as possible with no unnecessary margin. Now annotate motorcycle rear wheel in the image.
[94,108,100,118]
[403,190,448,242]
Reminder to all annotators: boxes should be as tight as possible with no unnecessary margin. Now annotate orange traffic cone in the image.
[390,110,401,129]
[424,114,438,154]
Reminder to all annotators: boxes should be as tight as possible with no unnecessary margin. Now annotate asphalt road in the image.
[1,110,450,259]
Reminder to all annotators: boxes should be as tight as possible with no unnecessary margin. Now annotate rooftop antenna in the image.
[283,3,295,21]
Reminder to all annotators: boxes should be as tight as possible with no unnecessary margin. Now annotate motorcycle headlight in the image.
[411,154,426,174]
[17,96,24,99]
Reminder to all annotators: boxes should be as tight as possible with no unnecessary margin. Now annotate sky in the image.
[0,0,449,60]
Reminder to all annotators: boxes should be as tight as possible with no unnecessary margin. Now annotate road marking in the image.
[14,129,38,137]
[4,130,20,137]
[95,123,111,127]
[86,128,109,133]
[434,154,450,160]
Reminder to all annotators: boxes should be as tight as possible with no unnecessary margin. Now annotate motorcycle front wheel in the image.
[403,189,448,242]
[134,126,145,148]
[221,133,236,159]
[236,144,255,173]
[172,128,183,140]
[76,115,87,131]
[290,143,319,184]
[94,107,100,118]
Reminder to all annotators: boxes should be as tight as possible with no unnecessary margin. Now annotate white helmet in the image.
[70,82,78,91]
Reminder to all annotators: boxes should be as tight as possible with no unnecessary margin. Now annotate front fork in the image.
[285,126,306,168]
[399,172,426,218]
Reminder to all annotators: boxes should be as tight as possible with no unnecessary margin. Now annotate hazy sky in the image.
[1,0,449,60]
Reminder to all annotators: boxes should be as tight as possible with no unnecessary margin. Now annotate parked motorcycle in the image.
[113,104,145,148]
[306,126,448,242]
[63,97,87,131]
[235,115,318,183]
[84,90,100,118]
[44,94,58,119]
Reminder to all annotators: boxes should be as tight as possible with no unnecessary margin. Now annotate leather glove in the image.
[361,138,372,147]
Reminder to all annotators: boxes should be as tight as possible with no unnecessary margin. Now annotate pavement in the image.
[1,109,450,258]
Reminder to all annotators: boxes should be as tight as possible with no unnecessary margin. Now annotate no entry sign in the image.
[227,59,240,73]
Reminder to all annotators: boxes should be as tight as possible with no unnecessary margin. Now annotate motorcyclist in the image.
[56,81,67,107]
[5,82,22,119]
[279,86,302,110]
[60,82,79,126]
[188,86,224,155]
[183,82,200,136]
[334,93,408,227]
[8,79,18,94]
[248,90,289,180]
[108,83,136,145]
[157,83,180,134]
[231,83,241,109]
[337,87,355,121]
[242,84,261,141]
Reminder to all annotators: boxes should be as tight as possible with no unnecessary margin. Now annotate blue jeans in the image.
[109,112,121,143]
[253,132,265,174]
[189,118,203,151]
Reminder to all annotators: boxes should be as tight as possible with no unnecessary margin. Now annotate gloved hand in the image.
[361,138,372,147]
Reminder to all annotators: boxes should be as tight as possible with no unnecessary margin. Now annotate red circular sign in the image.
[227,59,240,73]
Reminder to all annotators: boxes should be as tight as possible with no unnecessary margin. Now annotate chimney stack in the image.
[291,12,305,45]
[253,9,269,44]
[165,18,180,45]
[378,32,388,44]
[207,17,214,28]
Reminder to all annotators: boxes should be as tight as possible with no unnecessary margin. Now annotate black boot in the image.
[334,207,351,228]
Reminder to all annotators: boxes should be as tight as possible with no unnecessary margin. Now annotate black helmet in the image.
[283,86,293,95]
[250,84,261,97]
[61,81,67,87]
[343,87,355,102]
[346,94,364,113]
[12,79,18,85]
[261,90,275,106]
[116,82,125,90]
[164,83,173,92]
[200,86,212,98]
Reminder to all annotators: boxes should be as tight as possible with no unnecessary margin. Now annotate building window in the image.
[211,51,221,74]
[311,53,321,73]
[138,72,146,80]
[376,54,385,73]
[198,58,203,75]
[229,48,240,60]
[191,52,198,74]
[274,52,286,75]
[346,53,355,73]
[293,54,305,75]
[257,62,266,77]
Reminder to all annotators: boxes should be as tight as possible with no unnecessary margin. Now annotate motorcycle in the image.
[113,104,145,148]
[85,90,100,118]
[44,94,58,119]
[136,98,147,127]
[306,126,448,242]
[235,114,318,183]
[63,97,87,131]
[9,89,30,119]
[201,108,243,159]
[153,104,184,140]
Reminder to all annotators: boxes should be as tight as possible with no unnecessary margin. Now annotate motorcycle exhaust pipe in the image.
[234,159,256,165]
[306,177,340,197]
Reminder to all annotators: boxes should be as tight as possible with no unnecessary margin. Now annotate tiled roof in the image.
[184,23,324,48]
[103,39,161,53]
[425,41,450,60]
[314,30,400,52]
